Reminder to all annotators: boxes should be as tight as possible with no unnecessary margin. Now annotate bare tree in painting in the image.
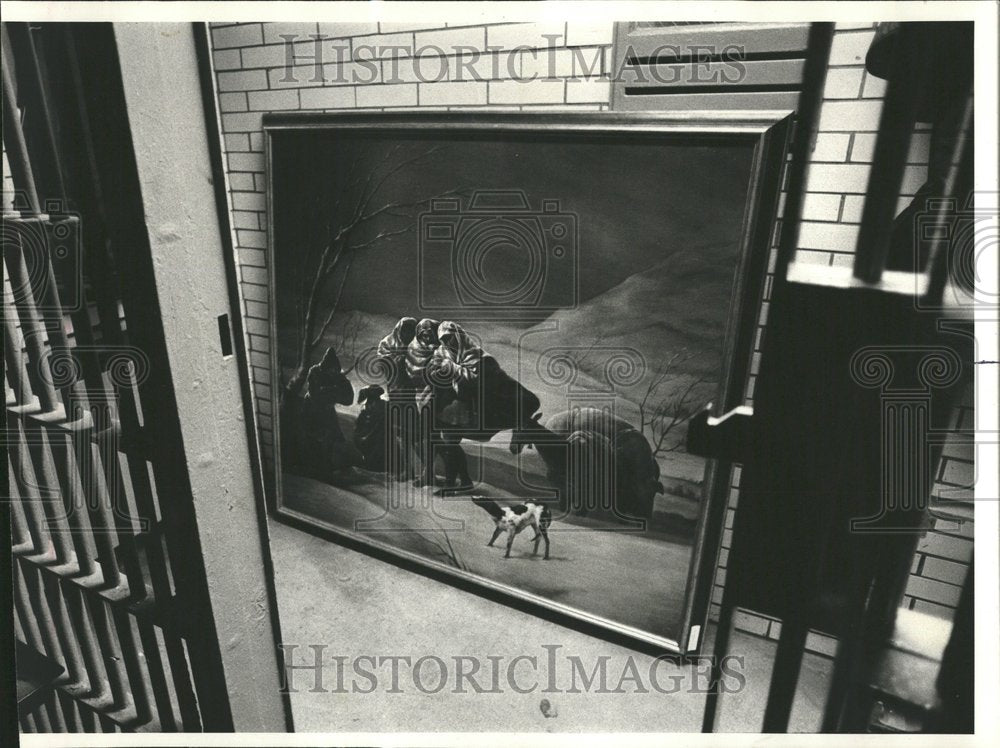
[284,145,462,401]
[328,311,362,377]
[638,349,713,456]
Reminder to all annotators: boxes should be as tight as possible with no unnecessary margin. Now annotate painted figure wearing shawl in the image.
[403,318,441,487]
[429,321,541,439]
[424,321,542,494]
[375,316,417,393]
[428,320,484,429]
[421,321,483,491]
[405,318,440,392]
[302,346,360,474]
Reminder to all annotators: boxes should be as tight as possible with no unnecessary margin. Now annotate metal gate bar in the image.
[4,21,235,733]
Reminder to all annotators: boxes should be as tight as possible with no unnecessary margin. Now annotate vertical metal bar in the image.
[32,703,51,732]
[853,27,920,283]
[925,94,974,305]
[1,38,41,214]
[97,418,145,599]
[123,451,172,603]
[12,603,26,648]
[773,23,834,281]
[65,583,112,703]
[43,692,67,732]
[18,214,86,414]
[819,625,856,731]
[52,326,124,592]
[50,424,100,579]
[3,436,21,745]
[62,30,122,362]
[97,713,116,733]
[700,595,737,732]
[162,634,203,731]
[7,419,53,557]
[12,561,46,653]
[8,454,33,552]
[71,420,122,591]
[760,619,810,732]
[2,289,33,406]
[136,621,178,731]
[18,564,67,681]
[59,29,127,353]
[109,607,153,726]
[56,690,81,733]
[76,701,97,732]
[83,595,129,712]
[3,236,59,412]
[114,371,173,605]
[41,573,86,692]
[94,412,145,603]
[23,419,76,567]
[701,24,836,736]
[6,23,69,200]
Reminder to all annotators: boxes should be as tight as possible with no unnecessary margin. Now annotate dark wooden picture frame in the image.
[262,111,791,655]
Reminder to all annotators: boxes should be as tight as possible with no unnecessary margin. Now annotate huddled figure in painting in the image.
[301,346,362,478]
[376,316,418,394]
[347,316,662,520]
[405,317,442,486]
[405,317,440,388]
[423,320,483,493]
[425,320,542,493]
[356,317,541,495]
[353,317,418,475]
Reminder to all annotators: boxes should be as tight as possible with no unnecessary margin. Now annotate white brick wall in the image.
[487,22,566,51]
[793,23,933,265]
[212,23,263,49]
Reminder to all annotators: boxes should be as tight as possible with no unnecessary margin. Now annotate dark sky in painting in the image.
[271,128,755,334]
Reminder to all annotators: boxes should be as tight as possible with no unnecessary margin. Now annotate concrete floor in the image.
[268,520,833,733]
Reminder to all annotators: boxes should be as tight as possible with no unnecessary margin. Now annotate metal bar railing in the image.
[4,20,226,733]
[2,35,41,213]
[853,27,920,284]
[5,24,69,201]
[701,20,835,736]
[3,239,58,412]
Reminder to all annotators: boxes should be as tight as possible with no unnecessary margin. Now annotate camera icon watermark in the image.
[418,190,578,316]
[913,191,998,311]
[2,194,84,314]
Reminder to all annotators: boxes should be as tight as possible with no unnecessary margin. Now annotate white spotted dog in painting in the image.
[473,496,551,560]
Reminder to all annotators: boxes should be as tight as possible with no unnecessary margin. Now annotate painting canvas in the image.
[265,113,787,652]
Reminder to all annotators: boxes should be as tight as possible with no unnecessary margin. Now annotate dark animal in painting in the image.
[511,407,664,520]
[354,384,388,472]
[473,496,552,560]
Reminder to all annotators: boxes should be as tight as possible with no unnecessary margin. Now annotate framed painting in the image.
[263,111,790,654]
